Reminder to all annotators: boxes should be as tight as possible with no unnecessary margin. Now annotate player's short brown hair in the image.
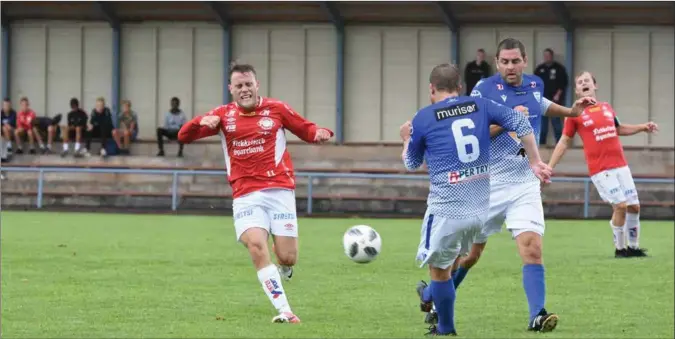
[496,38,526,58]
[19,96,29,104]
[229,62,257,79]
[121,99,131,107]
[96,97,105,104]
[575,71,597,84]
[429,63,461,93]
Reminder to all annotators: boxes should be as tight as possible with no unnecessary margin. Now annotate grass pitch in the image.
[1,211,673,338]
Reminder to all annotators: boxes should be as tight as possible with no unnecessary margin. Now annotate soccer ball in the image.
[343,225,382,263]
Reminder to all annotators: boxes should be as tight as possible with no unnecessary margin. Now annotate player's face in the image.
[496,49,527,86]
[20,100,28,111]
[229,72,259,110]
[95,100,104,112]
[575,72,597,98]
[2,101,10,112]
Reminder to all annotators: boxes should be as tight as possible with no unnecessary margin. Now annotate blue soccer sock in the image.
[430,279,456,335]
[522,264,546,321]
[452,266,469,289]
[422,285,432,303]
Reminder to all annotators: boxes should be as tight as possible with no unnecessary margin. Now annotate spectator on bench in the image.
[13,97,38,154]
[156,96,186,157]
[60,97,88,157]
[2,98,16,155]
[31,114,62,154]
[85,97,114,158]
[112,99,138,155]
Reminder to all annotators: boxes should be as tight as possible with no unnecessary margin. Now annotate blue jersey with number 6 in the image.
[404,96,534,218]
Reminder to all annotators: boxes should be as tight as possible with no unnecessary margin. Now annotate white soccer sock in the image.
[75,143,81,151]
[7,141,11,148]
[610,221,626,250]
[624,213,640,248]
[63,143,69,151]
[257,264,292,314]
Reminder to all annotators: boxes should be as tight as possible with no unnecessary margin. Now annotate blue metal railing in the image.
[1,166,673,218]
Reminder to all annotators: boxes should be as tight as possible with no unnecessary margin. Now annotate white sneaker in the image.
[100,148,107,157]
[272,312,300,323]
[278,266,293,281]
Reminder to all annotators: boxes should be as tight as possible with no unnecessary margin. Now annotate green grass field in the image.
[1,211,673,338]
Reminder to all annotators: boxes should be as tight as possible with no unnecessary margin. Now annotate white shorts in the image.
[590,166,639,206]
[483,180,546,239]
[232,188,299,241]
[416,209,486,270]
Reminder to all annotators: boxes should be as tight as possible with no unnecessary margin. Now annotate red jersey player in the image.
[548,71,658,258]
[14,97,38,154]
[178,63,333,324]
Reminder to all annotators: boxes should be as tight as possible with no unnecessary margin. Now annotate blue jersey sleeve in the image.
[483,99,533,138]
[470,79,487,98]
[540,97,554,116]
[403,113,425,171]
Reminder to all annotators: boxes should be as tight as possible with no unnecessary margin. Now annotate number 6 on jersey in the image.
[451,118,480,163]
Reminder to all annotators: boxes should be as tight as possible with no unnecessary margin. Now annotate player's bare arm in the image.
[617,121,659,136]
[545,97,596,118]
[547,134,573,169]
[177,114,221,144]
[279,103,334,144]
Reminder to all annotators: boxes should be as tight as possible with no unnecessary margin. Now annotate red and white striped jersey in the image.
[178,97,334,198]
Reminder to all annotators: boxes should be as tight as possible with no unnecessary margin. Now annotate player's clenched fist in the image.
[200,115,220,129]
[399,121,412,141]
[644,121,659,133]
[570,97,597,117]
[314,128,332,143]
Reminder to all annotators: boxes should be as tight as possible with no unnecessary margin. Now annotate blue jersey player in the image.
[421,39,595,333]
[400,63,552,336]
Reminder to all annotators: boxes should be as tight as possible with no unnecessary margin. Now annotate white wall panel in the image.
[345,26,451,142]
[121,26,157,138]
[158,27,193,120]
[10,26,47,116]
[193,28,224,117]
[10,22,111,120]
[82,27,112,112]
[612,31,650,147]
[232,27,270,98]
[47,27,81,116]
[305,28,337,134]
[650,31,675,147]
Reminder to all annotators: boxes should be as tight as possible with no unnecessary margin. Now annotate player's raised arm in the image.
[279,103,334,143]
[400,115,425,171]
[484,99,551,182]
[177,112,221,144]
[548,118,577,169]
[544,97,596,118]
[616,117,659,136]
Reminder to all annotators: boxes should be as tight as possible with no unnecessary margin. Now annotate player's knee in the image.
[276,249,297,266]
[613,202,628,215]
[627,204,640,214]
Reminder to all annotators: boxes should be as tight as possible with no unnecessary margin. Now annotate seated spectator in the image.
[60,97,88,157]
[112,99,138,155]
[156,96,186,157]
[31,114,62,154]
[13,97,38,154]
[2,98,16,155]
[85,97,114,158]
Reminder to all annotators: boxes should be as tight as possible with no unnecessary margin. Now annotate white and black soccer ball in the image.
[343,225,382,263]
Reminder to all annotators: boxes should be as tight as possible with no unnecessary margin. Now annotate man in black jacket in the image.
[464,48,491,95]
[535,48,568,144]
[85,97,114,157]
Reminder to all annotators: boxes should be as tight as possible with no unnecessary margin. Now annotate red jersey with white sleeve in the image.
[16,110,36,130]
[562,102,627,176]
[178,97,334,198]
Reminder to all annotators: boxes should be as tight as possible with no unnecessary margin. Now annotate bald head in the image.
[429,63,461,93]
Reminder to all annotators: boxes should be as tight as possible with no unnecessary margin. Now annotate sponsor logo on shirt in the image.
[434,102,479,121]
[232,138,265,156]
[448,164,489,184]
[593,126,617,141]
[258,117,275,130]
[273,213,296,220]
[583,119,594,127]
